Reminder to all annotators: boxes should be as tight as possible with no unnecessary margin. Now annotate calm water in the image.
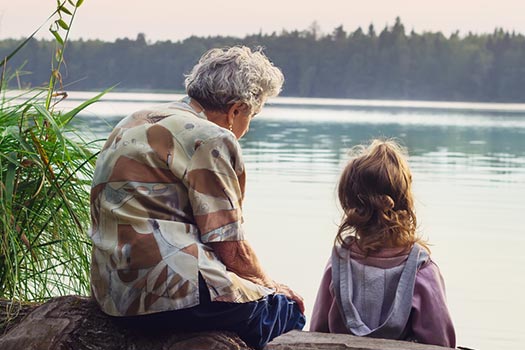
[70,92,525,350]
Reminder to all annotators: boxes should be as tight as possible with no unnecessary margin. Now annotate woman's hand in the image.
[274,282,305,313]
[209,240,305,313]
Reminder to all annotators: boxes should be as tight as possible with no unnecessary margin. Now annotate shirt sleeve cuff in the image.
[201,221,246,243]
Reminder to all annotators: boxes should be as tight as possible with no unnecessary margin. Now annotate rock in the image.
[0,296,251,350]
[0,299,37,335]
[0,296,454,350]
[268,330,453,350]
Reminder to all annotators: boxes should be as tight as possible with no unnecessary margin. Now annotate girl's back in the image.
[310,139,456,348]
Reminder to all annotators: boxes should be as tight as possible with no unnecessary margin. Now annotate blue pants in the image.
[120,275,306,349]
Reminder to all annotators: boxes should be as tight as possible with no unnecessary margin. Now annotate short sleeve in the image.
[186,132,246,243]
[410,260,456,348]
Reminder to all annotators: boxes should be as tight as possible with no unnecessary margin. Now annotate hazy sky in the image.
[1,0,525,42]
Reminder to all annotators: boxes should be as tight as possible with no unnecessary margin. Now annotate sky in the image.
[1,0,525,42]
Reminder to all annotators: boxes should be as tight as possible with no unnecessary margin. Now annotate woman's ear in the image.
[226,102,246,125]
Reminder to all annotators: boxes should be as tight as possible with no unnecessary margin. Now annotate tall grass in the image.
[0,0,106,302]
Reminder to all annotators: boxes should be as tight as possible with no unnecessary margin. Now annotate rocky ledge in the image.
[0,296,453,350]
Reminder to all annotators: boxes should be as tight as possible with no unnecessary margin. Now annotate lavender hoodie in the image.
[310,243,456,348]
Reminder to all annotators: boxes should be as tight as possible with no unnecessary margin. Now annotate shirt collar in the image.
[181,96,207,120]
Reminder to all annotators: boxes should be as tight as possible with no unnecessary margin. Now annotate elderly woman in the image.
[89,46,305,349]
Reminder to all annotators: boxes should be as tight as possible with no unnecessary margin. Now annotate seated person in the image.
[310,139,455,348]
[89,46,305,350]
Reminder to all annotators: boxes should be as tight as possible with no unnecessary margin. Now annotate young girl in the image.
[310,139,456,348]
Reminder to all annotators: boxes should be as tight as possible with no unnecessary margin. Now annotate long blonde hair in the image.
[335,139,429,255]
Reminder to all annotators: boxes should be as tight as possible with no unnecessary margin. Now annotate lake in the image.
[68,91,525,350]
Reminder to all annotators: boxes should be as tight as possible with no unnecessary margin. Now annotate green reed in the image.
[0,0,106,301]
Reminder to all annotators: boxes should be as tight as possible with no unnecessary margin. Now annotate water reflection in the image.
[240,115,525,186]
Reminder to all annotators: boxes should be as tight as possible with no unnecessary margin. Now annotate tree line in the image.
[2,18,525,102]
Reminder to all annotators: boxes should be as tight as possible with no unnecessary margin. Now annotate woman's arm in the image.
[209,240,272,287]
[209,240,305,313]
[187,134,304,312]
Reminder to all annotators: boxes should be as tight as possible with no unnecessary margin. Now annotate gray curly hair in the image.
[184,46,284,113]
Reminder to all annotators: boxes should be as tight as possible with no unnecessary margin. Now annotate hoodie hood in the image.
[331,243,429,339]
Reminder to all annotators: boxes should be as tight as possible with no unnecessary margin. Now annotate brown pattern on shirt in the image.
[89,100,271,317]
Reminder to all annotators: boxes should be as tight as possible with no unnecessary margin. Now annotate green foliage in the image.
[0,0,104,302]
[2,18,525,102]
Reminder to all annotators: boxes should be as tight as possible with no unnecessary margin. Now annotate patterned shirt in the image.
[90,97,272,316]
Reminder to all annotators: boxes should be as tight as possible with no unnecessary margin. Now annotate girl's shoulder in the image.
[342,241,412,269]
[416,257,447,289]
